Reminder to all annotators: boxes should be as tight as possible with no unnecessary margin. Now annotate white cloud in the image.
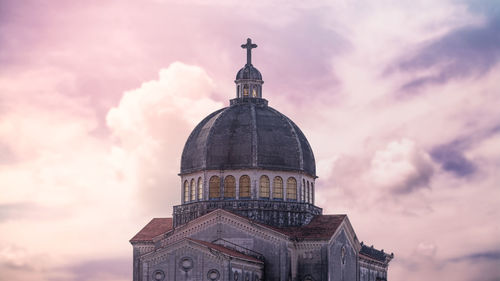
[369,139,434,194]
[415,242,437,258]
[106,62,223,214]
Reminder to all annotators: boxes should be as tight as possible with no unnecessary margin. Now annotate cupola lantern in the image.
[235,38,264,99]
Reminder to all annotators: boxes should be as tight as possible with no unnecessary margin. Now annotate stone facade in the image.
[131,209,392,281]
[358,244,392,281]
[138,238,264,281]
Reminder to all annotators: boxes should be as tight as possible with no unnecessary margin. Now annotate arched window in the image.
[190,179,195,201]
[197,177,203,200]
[224,175,236,199]
[243,84,249,96]
[254,85,261,98]
[209,176,220,199]
[302,179,306,202]
[259,175,270,198]
[183,180,189,203]
[239,175,251,198]
[286,177,297,200]
[273,176,283,199]
[311,182,314,204]
[307,181,310,203]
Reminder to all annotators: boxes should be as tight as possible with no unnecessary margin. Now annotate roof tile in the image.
[274,214,346,240]
[130,218,173,242]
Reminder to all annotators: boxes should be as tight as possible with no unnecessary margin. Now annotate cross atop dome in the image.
[241,38,257,66]
[234,38,264,101]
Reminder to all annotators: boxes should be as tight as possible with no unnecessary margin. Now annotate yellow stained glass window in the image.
[183,180,189,203]
[307,181,310,203]
[243,85,249,96]
[239,175,251,198]
[273,176,283,199]
[287,177,297,200]
[224,175,236,198]
[302,179,306,202]
[190,179,196,201]
[197,177,203,200]
[209,176,220,199]
[259,175,270,198]
[311,182,314,204]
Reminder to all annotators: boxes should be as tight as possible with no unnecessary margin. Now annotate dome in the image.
[181,100,316,177]
[236,65,262,80]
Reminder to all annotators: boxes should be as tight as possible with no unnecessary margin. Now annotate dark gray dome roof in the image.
[236,65,262,80]
[181,100,316,176]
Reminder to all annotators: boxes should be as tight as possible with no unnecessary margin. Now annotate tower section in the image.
[174,39,321,227]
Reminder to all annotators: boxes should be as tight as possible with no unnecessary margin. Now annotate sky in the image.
[0,0,499,280]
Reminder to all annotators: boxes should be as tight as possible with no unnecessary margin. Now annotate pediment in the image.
[156,209,290,247]
[142,237,262,265]
[329,216,361,253]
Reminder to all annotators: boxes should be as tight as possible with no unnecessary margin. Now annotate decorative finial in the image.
[241,38,257,66]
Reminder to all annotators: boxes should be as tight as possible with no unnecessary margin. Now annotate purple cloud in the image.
[393,9,500,92]
[431,144,477,177]
[448,250,500,263]
[430,125,500,177]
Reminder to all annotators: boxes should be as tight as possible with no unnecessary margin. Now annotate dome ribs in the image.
[250,103,258,168]
[181,108,225,173]
[267,106,304,173]
[180,103,315,176]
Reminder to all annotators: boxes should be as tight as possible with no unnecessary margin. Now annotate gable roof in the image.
[219,209,346,240]
[130,218,173,243]
[131,211,348,244]
[273,214,346,240]
[188,238,263,263]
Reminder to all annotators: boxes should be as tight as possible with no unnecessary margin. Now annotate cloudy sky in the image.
[1,0,499,280]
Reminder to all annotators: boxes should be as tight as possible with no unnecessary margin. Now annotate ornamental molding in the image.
[141,239,225,266]
[160,209,290,248]
[295,241,326,251]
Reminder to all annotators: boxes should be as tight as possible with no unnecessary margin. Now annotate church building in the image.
[130,38,393,281]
